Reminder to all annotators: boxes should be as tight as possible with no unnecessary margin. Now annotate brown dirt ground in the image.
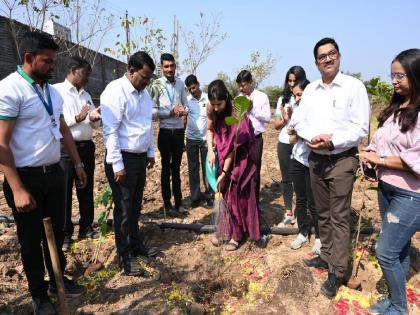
[0,115,419,315]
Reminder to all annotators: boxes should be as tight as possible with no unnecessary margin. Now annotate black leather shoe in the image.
[48,277,86,298]
[303,256,328,269]
[133,243,159,257]
[120,254,150,277]
[32,296,56,315]
[190,200,201,208]
[78,226,100,240]
[321,272,343,298]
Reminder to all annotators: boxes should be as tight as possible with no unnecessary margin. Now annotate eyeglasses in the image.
[390,72,407,82]
[317,50,338,63]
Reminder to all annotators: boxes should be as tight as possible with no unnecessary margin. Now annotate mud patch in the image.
[277,263,314,299]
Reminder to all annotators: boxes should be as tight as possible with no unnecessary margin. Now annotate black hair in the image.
[236,70,252,84]
[67,56,91,74]
[19,31,59,63]
[128,51,156,72]
[185,74,199,87]
[160,53,175,64]
[293,79,310,91]
[208,79,233,118]
[313,37,340,60]
[378,48,420,133]
[281,66,307,105]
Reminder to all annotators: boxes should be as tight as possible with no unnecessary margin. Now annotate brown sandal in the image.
[224,239,239,251]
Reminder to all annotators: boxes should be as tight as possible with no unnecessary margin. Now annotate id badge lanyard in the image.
[164,80,175,106]
[17,65,57,127]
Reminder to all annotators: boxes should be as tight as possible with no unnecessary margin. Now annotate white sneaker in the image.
[312,238,322,255]
[290,233,308,249]
[277,214,296,227]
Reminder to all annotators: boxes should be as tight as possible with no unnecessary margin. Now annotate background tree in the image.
[104,15,167,66]
[242,51,276,88]
[0,0,113,66]
[181,12,227,75]
[262,85,282,108]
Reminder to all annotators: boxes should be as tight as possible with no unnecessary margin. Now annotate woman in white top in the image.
[288,80,321,254]
[274,66,307,226]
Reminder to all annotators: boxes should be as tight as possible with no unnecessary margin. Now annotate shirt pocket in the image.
[332,96,350,121]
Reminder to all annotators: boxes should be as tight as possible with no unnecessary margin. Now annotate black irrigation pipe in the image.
[158,222,380,235]
[0,216,380,235]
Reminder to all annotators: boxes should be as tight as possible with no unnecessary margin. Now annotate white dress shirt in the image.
[54,79,97,141]
[275,95,297,144]
[186,92,208,141]
[101,74,154,173]
[289,106,310,167]
[243,89,271,136]
[152,77,189,129]
[294,72,370,155]
[0,71,63,167]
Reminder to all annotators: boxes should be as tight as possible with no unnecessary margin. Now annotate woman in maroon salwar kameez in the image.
[206,80,261,251]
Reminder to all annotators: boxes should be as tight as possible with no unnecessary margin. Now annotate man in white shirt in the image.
[152,53,189,215]
[236,70,271,205]
[0,31,87,313]
[295,38,370,298]
[184,74,213,208]
[54,56,101,251]
[101,51,158,277]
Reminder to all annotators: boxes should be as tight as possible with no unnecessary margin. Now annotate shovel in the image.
[43,217,70,315]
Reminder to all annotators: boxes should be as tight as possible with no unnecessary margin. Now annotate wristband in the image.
[222,169,228,175]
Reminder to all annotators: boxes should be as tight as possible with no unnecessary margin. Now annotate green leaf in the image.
[233,96,251,118]
[225,116,240,126]
[97,210,108,238]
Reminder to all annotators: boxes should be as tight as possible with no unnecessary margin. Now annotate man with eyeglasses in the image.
[101,51,159,277]
[54,56,101,251]
[293,37,370,298]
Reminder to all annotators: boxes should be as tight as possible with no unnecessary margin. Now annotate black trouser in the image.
[291,158,319,238]
[105,151,147,257]
[277,142,293,210]
[254,134,264,203]
[3,167,66,298]
[186,138,212,202]
[157,128,185,208]
[60,140,95,237]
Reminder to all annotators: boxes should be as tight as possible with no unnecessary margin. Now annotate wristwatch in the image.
[74,162,84,170]
[328,141,335,151]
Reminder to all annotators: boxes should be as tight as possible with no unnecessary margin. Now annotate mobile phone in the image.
[360,162,377,181]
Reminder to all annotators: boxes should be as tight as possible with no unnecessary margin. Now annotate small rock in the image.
[189,302,206,315]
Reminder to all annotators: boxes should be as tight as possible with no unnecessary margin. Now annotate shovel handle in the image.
[43,217,70,315]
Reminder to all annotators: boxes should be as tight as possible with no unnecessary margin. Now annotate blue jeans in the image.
[375,180,420,314]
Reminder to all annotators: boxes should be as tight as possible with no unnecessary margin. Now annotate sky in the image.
[50,0,420,87]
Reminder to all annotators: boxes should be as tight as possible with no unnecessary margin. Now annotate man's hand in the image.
[306,134,333,150]
[147,157,155,169]
[114,169,126,184]
[75,167,88,189]
[89,106,101,122]
[14,187,36,212]
[77,105,89,122]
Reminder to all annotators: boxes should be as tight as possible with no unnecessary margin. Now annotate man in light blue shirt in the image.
[152,53,189,215]
[185,75,213,208]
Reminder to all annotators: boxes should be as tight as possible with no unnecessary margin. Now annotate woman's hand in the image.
[359,150,380,167]
[216,172,227,191]
[207,149,216,168]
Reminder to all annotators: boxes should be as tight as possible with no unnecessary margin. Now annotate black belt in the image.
[311,147,358,160]
[17,162,61,174]
[160,128,184,134]
[121,151,147,157]
[75,140,94,148]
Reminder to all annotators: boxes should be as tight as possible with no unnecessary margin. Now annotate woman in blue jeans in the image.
[360,49,420,315]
